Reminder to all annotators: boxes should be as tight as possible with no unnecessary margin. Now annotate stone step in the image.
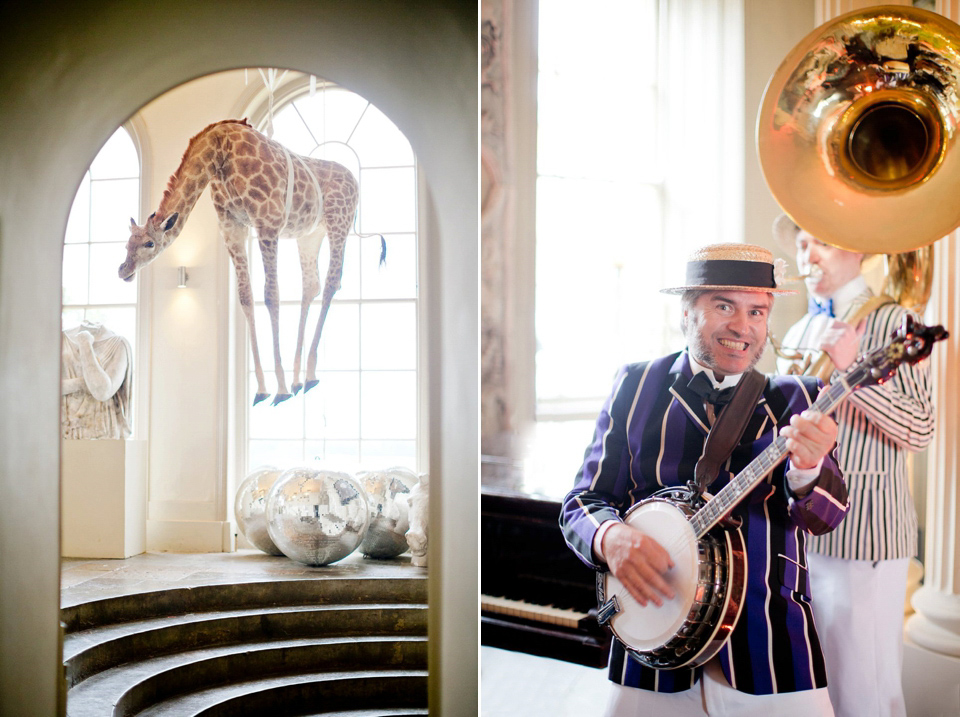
[66,603,427,687]
[144,670,428,717]
[67,637,426,717]
[62,576,426,634]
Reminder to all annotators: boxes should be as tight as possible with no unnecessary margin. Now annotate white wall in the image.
[0,2,476,715]
[136,71,248,551]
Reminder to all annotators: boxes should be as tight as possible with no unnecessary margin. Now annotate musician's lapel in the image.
[743,399,772,443]
[668,368,711,434]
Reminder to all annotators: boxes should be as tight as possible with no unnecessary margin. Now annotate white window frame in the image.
[227,73,428,490]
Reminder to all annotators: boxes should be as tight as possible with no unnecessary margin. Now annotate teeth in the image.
[719,339,747,351]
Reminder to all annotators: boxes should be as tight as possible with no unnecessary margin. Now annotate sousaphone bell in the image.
[757,5,960,258]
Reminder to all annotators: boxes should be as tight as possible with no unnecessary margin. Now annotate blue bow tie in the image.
[808,298,834,317]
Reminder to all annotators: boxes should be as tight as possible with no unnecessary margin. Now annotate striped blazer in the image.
[560,351,848,695]
[776,292,934,560]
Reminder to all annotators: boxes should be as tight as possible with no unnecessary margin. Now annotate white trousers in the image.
[603,658,835,716]
[807,552,910,717]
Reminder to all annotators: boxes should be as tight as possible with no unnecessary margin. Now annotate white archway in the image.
[0,2,477,715]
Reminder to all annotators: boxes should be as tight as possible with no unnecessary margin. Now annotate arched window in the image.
[62,126,142,397]
[239,78,420,477]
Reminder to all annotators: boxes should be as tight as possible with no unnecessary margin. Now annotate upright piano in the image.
[481,488,611,668]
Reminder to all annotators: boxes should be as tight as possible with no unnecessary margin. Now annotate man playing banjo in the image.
[560,243,849,716]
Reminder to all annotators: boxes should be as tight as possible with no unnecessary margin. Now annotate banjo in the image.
[596,316,947,670]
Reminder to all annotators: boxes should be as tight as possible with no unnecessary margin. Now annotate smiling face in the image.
[117,213,179,282]
[796,229,863,300]
[682,290,772,379]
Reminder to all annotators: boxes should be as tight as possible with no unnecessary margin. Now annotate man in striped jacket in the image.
[561,243,849,716]
[773,215,935,717]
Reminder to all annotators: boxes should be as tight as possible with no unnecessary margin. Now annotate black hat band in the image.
[686,259,776,289]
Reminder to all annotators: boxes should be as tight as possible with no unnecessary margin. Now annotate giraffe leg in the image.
[304,233,346,393]
[257,229,292,405]
[291,229,324,395]
[222,221,270,405]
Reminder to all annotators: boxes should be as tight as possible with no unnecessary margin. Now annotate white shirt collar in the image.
[688,352,742,389]
[822,275,869,319]
[813,274,870,319]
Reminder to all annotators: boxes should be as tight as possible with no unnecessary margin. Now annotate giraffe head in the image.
[118,212,180,281]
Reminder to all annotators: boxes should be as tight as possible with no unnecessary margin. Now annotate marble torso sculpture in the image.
[118,119,362,406]
[61,321,133,439]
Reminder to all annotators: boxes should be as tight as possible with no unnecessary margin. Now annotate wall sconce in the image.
[177,266,188,288]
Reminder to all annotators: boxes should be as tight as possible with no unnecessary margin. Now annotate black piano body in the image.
[481,488,611,668]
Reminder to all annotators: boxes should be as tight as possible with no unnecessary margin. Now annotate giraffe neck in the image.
[153,120,243,243]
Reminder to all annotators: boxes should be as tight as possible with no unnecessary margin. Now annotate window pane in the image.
[350,104,414,167]
[89,243,137,304]
[523,419,598,499]
[305,370,359,439]
[361,370,416,439]
[539,1,658,80]
[62,245,90,305]
[270,110,318,155]
[250,439,305,469]
[536,176,663,401]
[65,175,91,245]
[538,76,658,182]
[248,374,306,439]
[306,439,361,472]
[61,309,84,331]
[314,303,359,371]
[362,234,416,299]
[298,89,369,143]
[360,440,417,471]
[360,302,416,370]
[90,178,139,243]
[90,127,139,179]
[358,167,416,234]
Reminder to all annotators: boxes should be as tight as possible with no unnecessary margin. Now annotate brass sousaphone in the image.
[757,5,960,307]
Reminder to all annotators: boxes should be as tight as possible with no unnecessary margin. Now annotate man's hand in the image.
[601,522,675,607]
[819,318,865,371]
[780,409,838,470]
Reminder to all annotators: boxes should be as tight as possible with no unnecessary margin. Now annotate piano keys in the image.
[481,488,611,668]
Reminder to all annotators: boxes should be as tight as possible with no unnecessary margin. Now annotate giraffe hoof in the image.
[271,393,293,406]
[304,379,320,393]
[291,383,303,395]
[253,393,270,406]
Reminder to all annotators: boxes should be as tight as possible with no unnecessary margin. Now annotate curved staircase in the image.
[61,553,428,716]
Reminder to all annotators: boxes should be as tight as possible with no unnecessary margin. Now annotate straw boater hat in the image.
[660,243,797,296]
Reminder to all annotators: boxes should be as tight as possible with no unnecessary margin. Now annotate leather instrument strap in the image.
[693,369,767,492]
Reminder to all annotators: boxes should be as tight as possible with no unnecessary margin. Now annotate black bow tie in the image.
[687,371,736,408]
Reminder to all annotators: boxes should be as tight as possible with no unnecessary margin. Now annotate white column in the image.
[901,7,960,712]
[902,229,960,708]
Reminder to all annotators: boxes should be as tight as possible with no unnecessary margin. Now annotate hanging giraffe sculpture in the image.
[119,118,368,406]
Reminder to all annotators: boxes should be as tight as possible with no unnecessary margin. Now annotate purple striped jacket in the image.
[560,351,848,695]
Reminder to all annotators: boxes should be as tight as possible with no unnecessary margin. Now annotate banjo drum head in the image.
[605,500,699,651]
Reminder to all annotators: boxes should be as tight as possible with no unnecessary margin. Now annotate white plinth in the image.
[902,632,960,717]
[61,439,146,558]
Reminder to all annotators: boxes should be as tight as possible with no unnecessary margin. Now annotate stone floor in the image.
[61,550,423,609]
[480,646,609,716]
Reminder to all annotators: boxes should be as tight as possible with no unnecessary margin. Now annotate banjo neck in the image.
[689,367,859,539]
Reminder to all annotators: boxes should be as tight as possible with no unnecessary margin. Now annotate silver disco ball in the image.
[357,467,419,559]
[266,467,370,566]
[234,466,285,556]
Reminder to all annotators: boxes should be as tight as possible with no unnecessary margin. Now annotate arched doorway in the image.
[0,3,477,715]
